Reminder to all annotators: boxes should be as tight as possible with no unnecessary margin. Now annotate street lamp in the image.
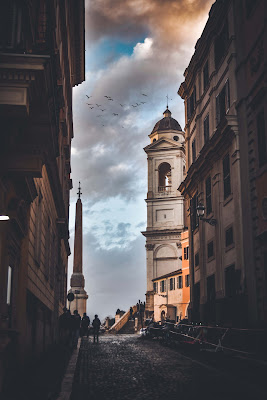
[0,215,9,221]
[196,204,217,226]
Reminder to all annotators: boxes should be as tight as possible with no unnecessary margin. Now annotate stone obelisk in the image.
[68,182,88,315]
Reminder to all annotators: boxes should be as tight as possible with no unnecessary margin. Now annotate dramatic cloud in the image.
[69,0,215,320]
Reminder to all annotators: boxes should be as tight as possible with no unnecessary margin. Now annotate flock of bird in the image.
[85,93,149,127]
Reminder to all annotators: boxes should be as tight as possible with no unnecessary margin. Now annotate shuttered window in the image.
[204,115,210,144]
[223,153,231,199]
[205,176,212,215]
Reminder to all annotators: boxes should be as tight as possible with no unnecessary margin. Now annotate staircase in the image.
[109,305,141,334]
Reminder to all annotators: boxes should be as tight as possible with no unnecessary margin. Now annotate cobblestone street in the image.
[70,334,267,400]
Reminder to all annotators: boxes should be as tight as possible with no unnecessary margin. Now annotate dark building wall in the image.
[0,0,85,390]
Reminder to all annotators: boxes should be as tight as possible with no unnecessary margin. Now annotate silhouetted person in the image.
[81,312,90,337]
[59,307,72,346]
[71,310,81,348]
[140,302,144,329]
[92,314,101,343]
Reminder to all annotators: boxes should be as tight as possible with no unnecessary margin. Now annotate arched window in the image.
[158,162,171,193]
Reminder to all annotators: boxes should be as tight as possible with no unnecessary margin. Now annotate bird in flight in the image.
[101,109,106,112]
[131,105,137,107]
[89,107,94,109]
[86,103,93,106]
[113,113,118,116]
[96,104,101,107]
[142,93,148,96]
[136,103,140,106]
[86,95,92,99]
[108,98,113,101]
[120,104,124,107]
[141,101,146,104]
[104,95,110,98]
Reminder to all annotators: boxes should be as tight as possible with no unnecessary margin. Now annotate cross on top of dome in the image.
[77,181,82,199]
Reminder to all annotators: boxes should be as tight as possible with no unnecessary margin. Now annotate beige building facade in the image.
[178,0,267,327]
[142,108,185,317]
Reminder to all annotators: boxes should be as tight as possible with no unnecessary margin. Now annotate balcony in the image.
[158,186,172,194]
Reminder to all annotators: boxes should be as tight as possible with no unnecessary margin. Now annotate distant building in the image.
[68,183,88,315]
[142,107,185,318]
[152,230,190,322]
[178,0,267,327]
[180,229,190,319]
[0,0,85,389]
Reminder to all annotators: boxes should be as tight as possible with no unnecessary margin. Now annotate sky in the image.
[69,0,215,321]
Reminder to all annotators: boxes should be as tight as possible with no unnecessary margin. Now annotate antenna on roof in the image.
[166,94,169,108]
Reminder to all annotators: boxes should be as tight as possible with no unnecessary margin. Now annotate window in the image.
[0,3,23,50]
[223,153,231,199]
[246,0,259,17]
[34,190,43,265]
[205,176,212,215]
[153,282,158,293]
[191,192,199,231]
[173,135,179,141]
[192,139,196,162]
[216,80,230,125]
[6,266,13,328]
[214,21,229,68]
[44,217,51,279]
[6,266,12,305]
[204,115,210,144]
[184,246,189,260]
[177,275,183,289]
[225,226,234,247]
[195,252,199,267]
[170,277,175,291]
[203,61,209,90]
[207,241,214,259]
[187,86,197,120]
[185,274,190,287]
[160,280,166,292]
[257,110,267,167]
[49,232,56,288]
[158,162,172,192]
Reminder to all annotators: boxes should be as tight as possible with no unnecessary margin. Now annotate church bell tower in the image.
[142,107,185,317]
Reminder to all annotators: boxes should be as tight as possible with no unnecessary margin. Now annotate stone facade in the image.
[142,108,185,317]
[0,0,85,390]
[234,0,267,325]
[178,0,267,327]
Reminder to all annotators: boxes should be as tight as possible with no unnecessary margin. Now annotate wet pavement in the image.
[70,334,267,400]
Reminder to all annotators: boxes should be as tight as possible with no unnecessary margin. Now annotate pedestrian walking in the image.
[81,312,90,337]
[71,310,81,348]
[92,314,101,343]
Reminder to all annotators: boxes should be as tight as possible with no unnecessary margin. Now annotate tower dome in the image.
[151,107,182,134]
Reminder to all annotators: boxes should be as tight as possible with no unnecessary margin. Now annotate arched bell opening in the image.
[158,162,172,193]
